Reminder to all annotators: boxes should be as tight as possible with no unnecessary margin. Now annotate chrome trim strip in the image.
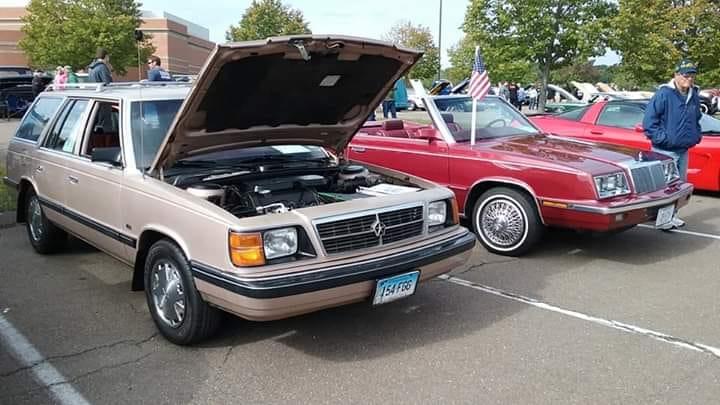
[563,186,693,215]
[2,176,19,190]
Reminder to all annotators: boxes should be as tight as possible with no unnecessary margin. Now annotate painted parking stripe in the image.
[0,314,91,405]
[439,275,720,359]
[637,224,720,241]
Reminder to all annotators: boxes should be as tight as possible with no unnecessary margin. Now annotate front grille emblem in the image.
[371,219,387,238]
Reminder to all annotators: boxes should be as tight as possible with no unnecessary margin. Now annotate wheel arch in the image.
[132,227,191,291]
[464,178,545,225]
[16,177,38,223]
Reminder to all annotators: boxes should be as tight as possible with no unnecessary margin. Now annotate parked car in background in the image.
[2,36,475,344]
[348,94,692,256]
[531,100,720,191]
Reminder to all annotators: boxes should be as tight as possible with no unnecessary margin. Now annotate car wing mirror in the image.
[91,147,122,166]
[634,124,644,133]
[417,128,444,142]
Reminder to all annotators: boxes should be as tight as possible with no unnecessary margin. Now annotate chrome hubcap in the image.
[481,198,525,247]
[28,197,44,242]
[151,260,186,328]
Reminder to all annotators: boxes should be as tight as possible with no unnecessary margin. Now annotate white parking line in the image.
[440,275,720,359]
[638,224,720,240]
[0,314,91,405]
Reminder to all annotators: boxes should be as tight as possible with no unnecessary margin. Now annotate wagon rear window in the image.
[14,97,63,142]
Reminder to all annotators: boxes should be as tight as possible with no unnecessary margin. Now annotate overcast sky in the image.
[5,0,619,67]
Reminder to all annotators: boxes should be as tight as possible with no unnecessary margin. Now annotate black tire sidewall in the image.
[473,188,542,256]
[25,190,60,253]
[144,239,211,345]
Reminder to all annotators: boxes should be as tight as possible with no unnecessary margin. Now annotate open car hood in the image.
[150,35,422,173]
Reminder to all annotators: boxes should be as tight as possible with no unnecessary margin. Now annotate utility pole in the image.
[437,0,442,81]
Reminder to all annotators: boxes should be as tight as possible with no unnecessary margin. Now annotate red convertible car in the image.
[347,95,693,256]
[530,100,720,191]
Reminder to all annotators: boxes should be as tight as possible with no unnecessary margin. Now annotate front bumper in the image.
[193,228,476,321]
[540,182,693,231]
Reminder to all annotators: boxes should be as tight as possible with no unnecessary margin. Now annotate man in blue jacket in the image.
[643,59,702,229]
[87,48,113,85]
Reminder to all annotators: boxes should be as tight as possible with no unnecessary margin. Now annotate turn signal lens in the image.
[450,197,459,225]
[229,232,265,267]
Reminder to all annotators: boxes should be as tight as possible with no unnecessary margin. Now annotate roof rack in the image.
[45,81,194,92]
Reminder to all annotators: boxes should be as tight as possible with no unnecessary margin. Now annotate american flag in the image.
[468,46,490,101]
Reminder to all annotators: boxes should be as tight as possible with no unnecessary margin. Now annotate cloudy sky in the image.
[5,0,619,67]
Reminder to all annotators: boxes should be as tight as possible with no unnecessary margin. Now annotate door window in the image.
[14,97,63,142]
[43,100,89,153]
[596,104,644,129]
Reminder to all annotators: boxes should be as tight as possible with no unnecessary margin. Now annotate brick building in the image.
[0,6,215,80]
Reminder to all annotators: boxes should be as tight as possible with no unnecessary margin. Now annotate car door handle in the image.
[590,130,604,135]
[350,147,366,153]
[67,175,79,184]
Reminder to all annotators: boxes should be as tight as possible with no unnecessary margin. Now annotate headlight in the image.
[428,200,447,226]
[662,159,680,183]
[263,227,298,259]
[593,172,630,199]
[229,227,299,266]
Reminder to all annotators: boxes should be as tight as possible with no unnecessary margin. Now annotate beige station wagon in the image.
[3,36,475,344]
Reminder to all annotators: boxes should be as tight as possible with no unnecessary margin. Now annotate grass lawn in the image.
[0,166,16,212]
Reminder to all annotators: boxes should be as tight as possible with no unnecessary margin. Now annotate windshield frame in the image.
[426,95,542,143]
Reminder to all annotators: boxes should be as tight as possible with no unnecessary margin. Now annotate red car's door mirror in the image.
[416,128,443,142]
[634,124,644,133]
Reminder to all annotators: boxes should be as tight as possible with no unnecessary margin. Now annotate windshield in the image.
[131,99,183,169]
[700,113,720,135]
[431,96,539,141]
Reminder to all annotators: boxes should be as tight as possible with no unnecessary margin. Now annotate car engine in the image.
[182,164,412,218]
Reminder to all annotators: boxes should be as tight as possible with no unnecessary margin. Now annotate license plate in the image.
[372,271,420,305]
[655,204,675,227]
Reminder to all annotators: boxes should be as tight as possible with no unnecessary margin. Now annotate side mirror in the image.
[416,127,443,142]
[91,147,122,166]
[634,124,644,133]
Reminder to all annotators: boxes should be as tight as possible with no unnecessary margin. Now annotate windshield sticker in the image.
[319,75,341,87]
[271,145,311,154]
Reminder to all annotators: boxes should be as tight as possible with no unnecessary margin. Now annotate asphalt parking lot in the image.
[2,118,720,404]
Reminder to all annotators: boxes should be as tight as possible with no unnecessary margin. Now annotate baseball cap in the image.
[676,58,697,74]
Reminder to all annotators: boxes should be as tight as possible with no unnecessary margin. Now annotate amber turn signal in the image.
[450,197,460,225]
[229,232,265,267]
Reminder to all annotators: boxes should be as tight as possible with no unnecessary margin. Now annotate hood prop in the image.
[290,40,311,61]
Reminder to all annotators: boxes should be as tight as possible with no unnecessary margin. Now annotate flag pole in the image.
[470,45,479,146]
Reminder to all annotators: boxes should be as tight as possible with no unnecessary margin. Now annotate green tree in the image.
[447,35,536,87]
[383,20,440,83]
[611,0,720,88]
[549,60,602,89]
[226,0,311,41]
[463,0,617,111]
[19,0,153,75]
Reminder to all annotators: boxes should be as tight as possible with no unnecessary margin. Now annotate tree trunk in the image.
[538,61,551,113]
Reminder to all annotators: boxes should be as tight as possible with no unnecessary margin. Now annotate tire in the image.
[408,101,417,111]
[144,239,222,345]
[472,187,543,256]
[700,103,709,114]
[25,189,66,254]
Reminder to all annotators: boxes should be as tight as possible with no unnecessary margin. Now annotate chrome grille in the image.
[316,206,424,254]
[630,163,666,194]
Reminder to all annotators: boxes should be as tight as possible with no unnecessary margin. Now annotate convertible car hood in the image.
[482,134,664,173]
[150,35,422,173]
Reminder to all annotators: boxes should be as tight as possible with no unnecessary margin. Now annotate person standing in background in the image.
[642,58,702,229]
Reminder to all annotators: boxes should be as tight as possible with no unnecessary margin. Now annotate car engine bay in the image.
[176,164,420,218]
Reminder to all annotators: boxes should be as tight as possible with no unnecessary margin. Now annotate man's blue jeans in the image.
[652,147,689,181]
[382,100,397,118]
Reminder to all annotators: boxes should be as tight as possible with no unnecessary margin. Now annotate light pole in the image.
[437,0,443,81]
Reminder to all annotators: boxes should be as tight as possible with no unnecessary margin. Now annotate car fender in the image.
[464,177,546,225]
